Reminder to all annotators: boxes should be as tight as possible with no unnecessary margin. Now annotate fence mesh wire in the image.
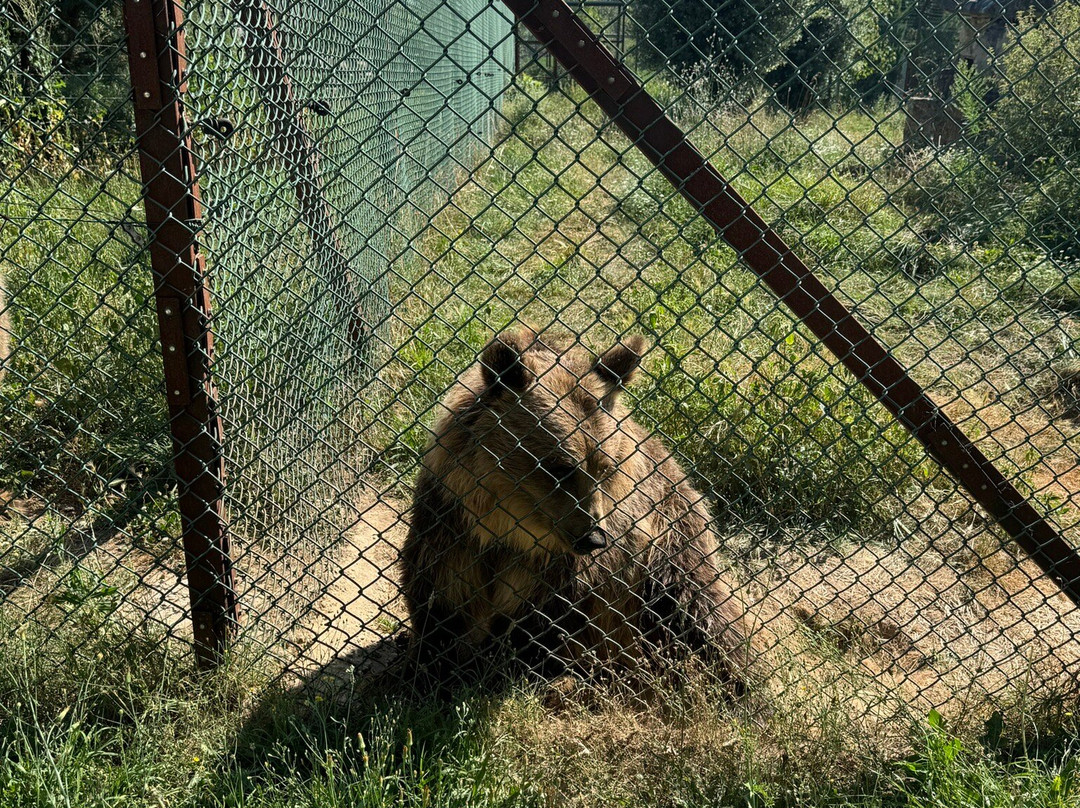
[2,0,1080,739]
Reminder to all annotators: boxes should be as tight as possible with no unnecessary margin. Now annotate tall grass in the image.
[4,77,1075,540]
[0,172,170,499]
[369,76,1077,540]
[3,606,1080,807]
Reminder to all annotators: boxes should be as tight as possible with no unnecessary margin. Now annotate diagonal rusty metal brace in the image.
[501,0,1080,609]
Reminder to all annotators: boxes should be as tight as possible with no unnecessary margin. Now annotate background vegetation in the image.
[629,0,935,108]
[2,0,1080,804]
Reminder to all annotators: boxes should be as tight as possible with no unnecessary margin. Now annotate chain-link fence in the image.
[2,0,1080,737]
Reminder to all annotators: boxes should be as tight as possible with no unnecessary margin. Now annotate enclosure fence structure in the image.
[2,0,1080,732]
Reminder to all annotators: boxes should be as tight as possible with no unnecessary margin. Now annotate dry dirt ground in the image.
[280,479,1080,722]
[5,457,1079,724]
[296,485,409,676]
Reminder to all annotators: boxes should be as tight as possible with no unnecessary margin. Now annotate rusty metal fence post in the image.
[122,0,239,666]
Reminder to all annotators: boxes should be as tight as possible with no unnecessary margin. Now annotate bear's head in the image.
[445,328,648,556]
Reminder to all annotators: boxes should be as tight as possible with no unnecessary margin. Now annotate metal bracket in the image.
[125,0,163,109]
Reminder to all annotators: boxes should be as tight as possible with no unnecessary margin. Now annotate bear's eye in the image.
[543,459,577,484]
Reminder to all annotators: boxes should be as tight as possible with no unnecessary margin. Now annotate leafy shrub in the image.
[631,0,798,77]
[635,337,933,536]
[631,0,912,108]
[988,1,1080,254]
[0,0,67,163]
[990,2,1080,175]
[0,0,131,165]
[920,3,1080,254]
[0,178,170,498]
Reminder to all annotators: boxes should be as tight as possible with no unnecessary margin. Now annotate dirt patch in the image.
[294,486,1080,722]
[0,484,413,677]
[9,474,1077,724]
[744,534,1080,723]
[300,486,409,673]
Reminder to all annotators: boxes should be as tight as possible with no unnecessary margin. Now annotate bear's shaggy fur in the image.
[400,328,750,688]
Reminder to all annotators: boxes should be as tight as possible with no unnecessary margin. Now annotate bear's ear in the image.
[591,335,647,404]
[480,329,536,395]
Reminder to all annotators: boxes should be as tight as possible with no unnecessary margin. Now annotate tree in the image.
[631,0,801,77]
[632,0,915,108]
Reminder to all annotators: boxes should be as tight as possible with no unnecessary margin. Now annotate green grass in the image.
[0,171,168,494]
[3,610,1080,808]
[0,169,184,591]
[367,76,1078,540]
[4,76,1076,543]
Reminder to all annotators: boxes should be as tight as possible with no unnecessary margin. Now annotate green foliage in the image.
[631,0,801,77]
[49,563,119,614]
[951,61,993,138]
[0,0,67,162]
[207,700,541,808]
[0,176,171,500]
[894,710,1080,808]
[0,606,537,808]
[635,334,932,535]
[0,0,131,165]
[916,2,1080,255]
[631,0,915,108]
[764,0,915,108]
[900,147,1026,246]
[4,617,1080,808]
[987,1,1080,255]
[990,2,1080,176]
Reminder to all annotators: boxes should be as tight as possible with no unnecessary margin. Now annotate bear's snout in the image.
[570,526,608,554]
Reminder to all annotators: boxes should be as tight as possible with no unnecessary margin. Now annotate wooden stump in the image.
[903,95,964,150]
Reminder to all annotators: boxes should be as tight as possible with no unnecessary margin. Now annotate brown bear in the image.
[399,328,750,690]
